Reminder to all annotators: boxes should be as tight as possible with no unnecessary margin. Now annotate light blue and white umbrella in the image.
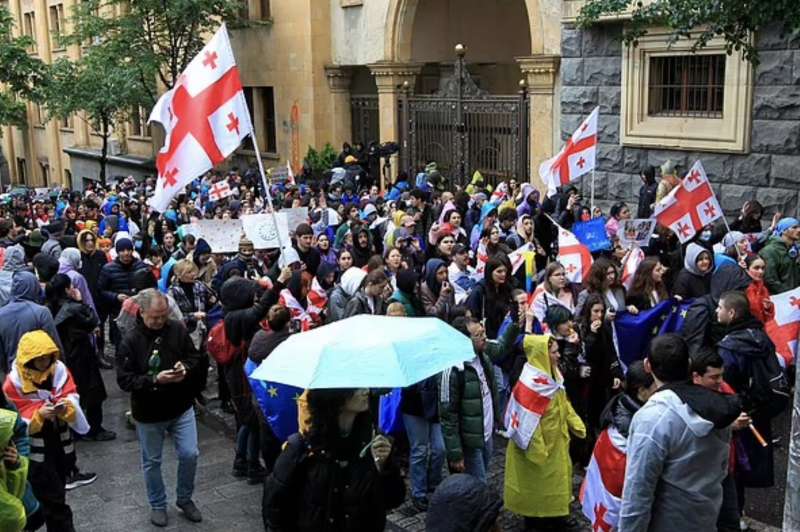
[250,314,473,389]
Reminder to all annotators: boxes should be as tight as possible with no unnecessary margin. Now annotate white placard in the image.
[283,207,309,233]
[619,219,657,247]
[242,212,291,250]
[181,219,243,253]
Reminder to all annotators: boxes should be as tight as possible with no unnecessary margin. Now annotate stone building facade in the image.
[560,20,800,218]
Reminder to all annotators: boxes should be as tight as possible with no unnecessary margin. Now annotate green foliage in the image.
[0,7,50,127]
[305,143,337,174]
[577,0,800,64]
[62,0,242,101]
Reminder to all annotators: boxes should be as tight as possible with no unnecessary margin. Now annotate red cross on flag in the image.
[209,180,233,202]
[620,246,645,291]
[539,106,599,197]
[580,426,627,532]
[765,287,800,366]
[557,224,593,284]
[654,161,723,244]
[504,358,562,450]
[148,24,253,213]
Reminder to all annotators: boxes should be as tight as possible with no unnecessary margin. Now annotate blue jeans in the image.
[135,407,199,510]
[463,437,493,483]
[236,424,259,462]
[402,414,445,499]
[494,365,510,428]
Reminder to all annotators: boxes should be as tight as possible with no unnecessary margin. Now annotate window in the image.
[620,31,753,153]
[23,12,37,52]
[34,104,45,127]
[648,55,725,118]
[129,106,151,137]
[263,87,277,153]
[241,87,277,153]
[60,114,73,130]
[49,4,65,48]
[16,159,27,185]
[39,162,50,185]
[64,169,72,185]
[259,0,271,19]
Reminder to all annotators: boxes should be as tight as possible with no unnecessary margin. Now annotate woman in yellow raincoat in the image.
[504,334,586,531]
[0,408,30,532]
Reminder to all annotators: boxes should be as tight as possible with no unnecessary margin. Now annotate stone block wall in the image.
[559,22,800,219]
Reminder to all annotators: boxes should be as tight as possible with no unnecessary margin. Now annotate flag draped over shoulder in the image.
[613,299,692,367]
[580,426,628,532]
[504,362,562,450]
[148,24,253,213]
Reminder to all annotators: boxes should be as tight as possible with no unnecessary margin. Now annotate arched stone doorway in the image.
[374,0,561,189]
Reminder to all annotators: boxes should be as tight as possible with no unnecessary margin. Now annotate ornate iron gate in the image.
[350,95,380,146]
[399,47,529,190]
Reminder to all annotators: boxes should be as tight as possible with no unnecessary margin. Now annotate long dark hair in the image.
[45,273,72,312]
[586,257,619,294]
[578,292,605,331]
[629,256,668,302]
[304,388,365,449]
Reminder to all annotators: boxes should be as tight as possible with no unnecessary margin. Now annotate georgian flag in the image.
[148,24,253,213]
[504,362,562,450]
[765,287,800,366]
[557,225,593,284]
[620,246,645,291]
[209,180,233,202]
[580,426,628,532]
[539,107,598,197]
[654,161,723,244]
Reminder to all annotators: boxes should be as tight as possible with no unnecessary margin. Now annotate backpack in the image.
[206,320,243,366]
[747,351,790,419]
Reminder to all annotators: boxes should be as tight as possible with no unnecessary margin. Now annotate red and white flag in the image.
[654,161,723,244]
[557,225,593,284]
[148,24,253,213]
[504,362,562,450]
[539,107,598,197]
[209,180,233,202]
[580,426,628,532]
[286,160,295,186]
[766,287,800,366]
[620,246,645,291]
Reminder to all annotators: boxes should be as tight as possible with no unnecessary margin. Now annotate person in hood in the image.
[504,334,586,531]
[619,333,741,532]
[759,216,800,295]
[327,267,366,323]
[189,237,216,286]
[426,473,502,532]
[673,242,714,300]
[716,290,788,493]
[343,268,389,318]
[682,262,751,356]
[0,272,63,373]
[262,387,405,532]
[3,330,90,532]
[637,165,658,218]
[419,258,455,319]
[32,253,59,285]
[40,221,64,260]
[57,248,96,316]
[0,244,29,307]
[469,202,498,251]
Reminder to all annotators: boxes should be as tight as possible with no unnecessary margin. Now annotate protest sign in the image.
[619,219,656,247]
[572,217,611,252]
[283,207,309,233]
[181,219,243,253]
[269,165,290,182]
[242,213,291,250]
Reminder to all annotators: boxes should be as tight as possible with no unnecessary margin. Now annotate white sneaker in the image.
[495,429,510,439]
[740,517,748,530]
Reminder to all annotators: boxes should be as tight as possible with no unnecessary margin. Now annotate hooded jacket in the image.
[0,272,62,373]
[327,268,366,323]
[76,230,109,315]
[426,474,502,532]
[97,254,150,315]
[619,383,740,532]
[419,259,454,319]
[0,245,28,307]
[57,248,96,315]
[672,242,713,300]
[504,334,586,518]
[759,236,800,295]
[0,407,34,531]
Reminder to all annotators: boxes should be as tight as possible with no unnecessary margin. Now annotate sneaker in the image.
[150,509,168,527]
[411,496,428,513]
[125,411,135,430]
[232,456,247,478]
[88,429,117,442]
[495,428,510,439]
[176,500,202,523]
[65,471,97,490]
[740,518,749,531]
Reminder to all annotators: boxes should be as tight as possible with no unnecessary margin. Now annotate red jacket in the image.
[746,280,774,323]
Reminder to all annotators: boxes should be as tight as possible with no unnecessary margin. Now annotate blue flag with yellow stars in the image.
[614,298,693,367]
[245,359,302,442]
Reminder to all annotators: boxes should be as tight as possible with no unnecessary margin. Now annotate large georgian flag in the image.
[557,224,593,284]
[654,160,723,244]
[504,361,561,450]
[148,24,253,212]
[580,426,628,532]
[539,107,598,197]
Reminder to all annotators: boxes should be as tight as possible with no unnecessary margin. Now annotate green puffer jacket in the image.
[439,323,519,462]
[759,237,800,295]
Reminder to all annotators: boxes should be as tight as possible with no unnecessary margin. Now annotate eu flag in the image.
[245,359,302,442]
[572,217,612,252]
[614,299,693,368]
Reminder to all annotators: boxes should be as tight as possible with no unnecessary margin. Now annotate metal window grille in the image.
[350,95,379,145]
[648,55,725,118]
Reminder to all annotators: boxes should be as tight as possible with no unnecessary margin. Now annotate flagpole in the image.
[249,129,287,252]
[590,169,596,214]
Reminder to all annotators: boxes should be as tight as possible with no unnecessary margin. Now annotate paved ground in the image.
[68,367,786,531]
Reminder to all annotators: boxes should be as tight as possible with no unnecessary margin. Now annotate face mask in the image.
[700,230,712,241]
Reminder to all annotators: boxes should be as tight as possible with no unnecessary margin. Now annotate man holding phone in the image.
[116,289,203,528]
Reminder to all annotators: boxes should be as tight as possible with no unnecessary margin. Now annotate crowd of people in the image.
[0,152,795,532]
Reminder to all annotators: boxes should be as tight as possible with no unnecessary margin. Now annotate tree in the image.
[64,0,242,101]
[0,7,49,126]
[577,0,800,64]
[45,47,150,184]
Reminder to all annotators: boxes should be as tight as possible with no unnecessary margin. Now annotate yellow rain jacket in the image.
[503,334,586,518]
[465,171,493,195]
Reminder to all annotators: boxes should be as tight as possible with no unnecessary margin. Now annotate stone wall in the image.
[559,22,800,218]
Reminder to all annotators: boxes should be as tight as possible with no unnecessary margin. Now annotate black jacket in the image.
[637,182,658,218]
[97,257,150,315]
[79,250,108,315]
[116,317,202,423]
[51,299,105,407]
[262,415,405,532]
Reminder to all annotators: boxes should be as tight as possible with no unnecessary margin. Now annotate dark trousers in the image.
[84,402,103,436]
[29,460,75,532]
[217,363,231,403]
[718,472,740,531]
